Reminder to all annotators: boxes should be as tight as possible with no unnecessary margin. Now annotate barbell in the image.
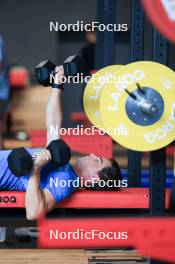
[83,61,175,152]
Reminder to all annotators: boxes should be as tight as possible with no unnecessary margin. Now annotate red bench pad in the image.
[0,188,170,209]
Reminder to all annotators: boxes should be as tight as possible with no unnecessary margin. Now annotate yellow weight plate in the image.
[100,61,175,151]
[83,65,123,130]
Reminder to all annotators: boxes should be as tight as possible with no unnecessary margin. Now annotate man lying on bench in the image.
[0,65,121,220]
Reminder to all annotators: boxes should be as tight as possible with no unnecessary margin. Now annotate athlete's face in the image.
[76,154,111,182]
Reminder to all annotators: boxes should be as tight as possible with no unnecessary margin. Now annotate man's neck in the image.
[70,161,80,179]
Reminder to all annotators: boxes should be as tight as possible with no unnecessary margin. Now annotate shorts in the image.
[0,99,8,120]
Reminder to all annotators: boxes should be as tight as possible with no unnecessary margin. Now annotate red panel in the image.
[9,67,29,89]
[70,112,89,122]
[0,188,170,209]
[30,130,46,137]
[62,134,112,159]
[38,216,175,263]
[30,130,113,159]
[167,146,174,157]
[90,69,98,74]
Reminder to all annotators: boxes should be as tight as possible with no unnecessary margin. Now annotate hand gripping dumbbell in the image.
[35,55,88,87]
[7,139,71,176]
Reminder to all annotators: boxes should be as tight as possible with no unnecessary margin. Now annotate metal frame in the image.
[128,0,144,187]
[95,1,170,263]
[95,0,116,68]
[150,32,168,215]
[148,30,168,264]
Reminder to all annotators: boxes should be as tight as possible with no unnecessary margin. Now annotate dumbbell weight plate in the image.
[35,60,56,87]
[7,148,33,176]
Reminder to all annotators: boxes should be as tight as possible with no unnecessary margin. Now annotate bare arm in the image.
[25,150,56,220]
[26,66,65,220]
[46,66,64,145]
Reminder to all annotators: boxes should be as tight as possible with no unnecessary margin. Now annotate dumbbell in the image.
[14,227,38,242]
[35,55,88,87]
[7,139,71,176]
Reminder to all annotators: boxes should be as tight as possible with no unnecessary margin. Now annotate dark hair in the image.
[85,159,122,191]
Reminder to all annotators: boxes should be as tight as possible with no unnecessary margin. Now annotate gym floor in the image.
[0,249,145,264]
